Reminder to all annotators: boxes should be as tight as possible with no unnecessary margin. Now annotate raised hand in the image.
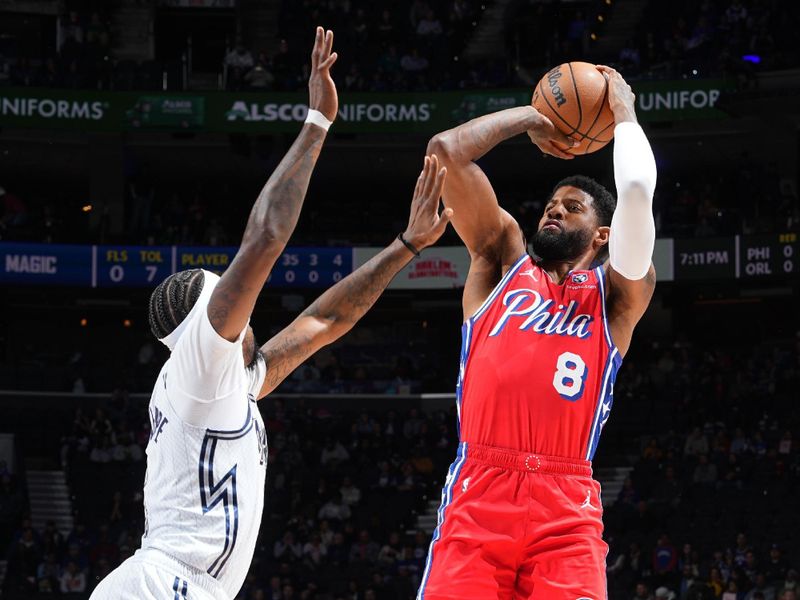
[596,65,637,124]
[308,27,338,122]
[403,154,453,251]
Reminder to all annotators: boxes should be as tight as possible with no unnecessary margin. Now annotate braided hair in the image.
[148,269,205,340]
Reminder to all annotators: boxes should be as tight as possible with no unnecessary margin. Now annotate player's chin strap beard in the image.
[158,270,220,351]
[531,227,593,262]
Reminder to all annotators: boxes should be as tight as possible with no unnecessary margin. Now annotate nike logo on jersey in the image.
[149,405,169,443]
[489,289,593,339]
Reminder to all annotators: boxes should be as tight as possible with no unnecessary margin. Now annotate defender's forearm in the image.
[241,124,326,250]
[305,239,414,332]
[430,106,543,163]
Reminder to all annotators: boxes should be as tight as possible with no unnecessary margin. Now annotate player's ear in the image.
[594,226,610,249]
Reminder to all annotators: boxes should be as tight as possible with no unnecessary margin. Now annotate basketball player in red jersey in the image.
[417,66,657,600]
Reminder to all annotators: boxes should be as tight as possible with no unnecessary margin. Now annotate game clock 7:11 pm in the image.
[674,237,736,280]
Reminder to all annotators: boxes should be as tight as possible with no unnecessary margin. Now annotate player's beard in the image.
[531,226,593,262]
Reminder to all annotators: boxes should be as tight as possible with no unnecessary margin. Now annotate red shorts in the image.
[417,443,607,600]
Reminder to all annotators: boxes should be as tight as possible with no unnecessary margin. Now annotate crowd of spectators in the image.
[623,0,800,82]
[0,8,115,91]
[2,0,799,96]
[0,314,446,397]
[2,329,798,598]
[234,0,484,93]
[511,0,800,85]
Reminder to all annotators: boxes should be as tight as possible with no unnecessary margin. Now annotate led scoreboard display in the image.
[738,233,798,279]
[177,246,350,287]
[2,236,794,287]
[674,237,736,280]
[96,246,172,286]
[1,243,353,288]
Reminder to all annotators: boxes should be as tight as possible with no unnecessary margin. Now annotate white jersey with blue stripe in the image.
[138,309,268,599]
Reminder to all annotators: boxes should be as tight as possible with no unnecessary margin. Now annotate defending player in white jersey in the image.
[90,26,454,600]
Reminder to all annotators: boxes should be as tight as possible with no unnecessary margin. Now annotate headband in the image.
[158,270,221,351]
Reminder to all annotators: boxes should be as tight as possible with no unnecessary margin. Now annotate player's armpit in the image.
[257,315,328,398]
[604,262,656,356]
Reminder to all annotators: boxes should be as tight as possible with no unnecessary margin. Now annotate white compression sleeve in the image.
[609,121,658,280]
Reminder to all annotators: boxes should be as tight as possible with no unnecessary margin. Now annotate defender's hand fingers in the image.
[311,27,323,68]
[431,206,454,238]
[413,166,425,200]
[319,52,338,71]
[421,155,439,200]
[416,156,432,200]
[427,167,447,204]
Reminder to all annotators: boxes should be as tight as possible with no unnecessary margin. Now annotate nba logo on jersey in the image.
[571,273,589,284]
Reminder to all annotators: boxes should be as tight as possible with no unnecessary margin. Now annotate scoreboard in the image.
[673,233,799,281]
[2,236,797,287]
[674,237,736,280]
[96,246,172,286]
[738,233,798,279]
[1,243,353,288]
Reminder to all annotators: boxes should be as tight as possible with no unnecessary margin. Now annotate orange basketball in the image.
[531,61,615,155]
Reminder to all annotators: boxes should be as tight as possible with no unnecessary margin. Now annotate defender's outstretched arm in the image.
[208,27,339,341]
[257,156,452,398]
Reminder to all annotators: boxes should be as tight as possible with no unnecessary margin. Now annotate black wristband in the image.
[398,232,421,257]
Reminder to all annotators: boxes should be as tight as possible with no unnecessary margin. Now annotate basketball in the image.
[531,61,615,155]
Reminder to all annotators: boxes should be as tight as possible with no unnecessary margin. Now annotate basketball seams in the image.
[582,71,609,142]
[536,78,579,137]
[532,62,615,154]
[567,62,584,133]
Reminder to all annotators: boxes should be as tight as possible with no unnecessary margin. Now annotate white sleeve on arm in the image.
[609,121,658,280]
[166,309,265,429]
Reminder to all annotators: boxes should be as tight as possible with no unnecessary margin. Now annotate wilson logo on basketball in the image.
[546,67,567,107]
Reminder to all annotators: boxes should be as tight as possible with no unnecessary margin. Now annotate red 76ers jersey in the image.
[456,254,621,460]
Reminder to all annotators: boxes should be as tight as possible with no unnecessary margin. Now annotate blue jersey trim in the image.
[585,348,622,460]
[207,403,253,438]
[455,319,473,437]
[198,405,254,579]
[417,442,468,600]
[172,576,187,599]
[470,254,529,322]
[594,266,614,351]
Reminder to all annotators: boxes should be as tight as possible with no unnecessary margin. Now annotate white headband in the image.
[158,269,221,351]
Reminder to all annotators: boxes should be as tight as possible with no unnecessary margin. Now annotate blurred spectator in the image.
[225,39,255,90]
[59,561,87,593]
[244,53,275,90]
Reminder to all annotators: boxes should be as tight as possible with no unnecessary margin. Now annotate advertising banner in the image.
[353,246,471,289]
[0,79,735,134]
